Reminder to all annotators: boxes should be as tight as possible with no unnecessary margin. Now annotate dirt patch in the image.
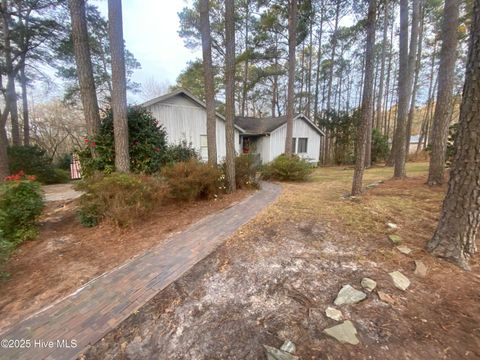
[0,189,251,333]
[81,164,480,360]
[42,183,84,202]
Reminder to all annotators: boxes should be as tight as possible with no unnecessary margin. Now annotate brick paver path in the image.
[0,182,281,360]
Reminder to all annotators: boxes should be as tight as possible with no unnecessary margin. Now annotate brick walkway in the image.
[0,182,281,360]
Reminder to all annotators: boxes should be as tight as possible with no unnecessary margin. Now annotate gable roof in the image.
[235,114,325,136]
[141,88,245,132]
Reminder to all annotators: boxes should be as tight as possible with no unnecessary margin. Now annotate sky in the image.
[94,0,200,102]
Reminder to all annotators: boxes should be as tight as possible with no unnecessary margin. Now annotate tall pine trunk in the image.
[108,0,130,172]
[224,0,236,192]
[375,1,389,131]
[2,0,20,145]
[69,0,101,138]
[383,19,394,136]
[392,0,418,177]
[199,0,217,165]
[427,0,480,269]
[427,0,459,185]
[241,0,250,117]
[20,61,30,146]
[352,0,376,195]
[406,4,424,153]
[313,1,324,122]
[306,20,313,118]
[326,0,340,113]
[284,0,297,155]
[416,41,437,153]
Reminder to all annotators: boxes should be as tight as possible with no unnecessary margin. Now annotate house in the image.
[142,89,324,164]
[142,89,243,163]
[235,114,324,164]
[409,135,420,154]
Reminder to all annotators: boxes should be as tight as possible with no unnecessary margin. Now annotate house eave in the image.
[141,88,246,133]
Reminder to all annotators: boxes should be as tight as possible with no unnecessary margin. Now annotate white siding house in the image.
[235,114,324,164]
[142,89,242,163]
[142,89,324,164]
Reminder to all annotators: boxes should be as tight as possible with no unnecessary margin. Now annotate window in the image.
[292,138,297,153]
[200,135,208,147]
[297,138,308,153]
[200,135,208,159]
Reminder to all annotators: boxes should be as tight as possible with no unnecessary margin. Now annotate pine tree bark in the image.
[427,0,480,269]
[406,4,424,153]
[241,0,250,117]
[375,1,389,131]
[199,0,217,165]
[326,0,340,113]
[313,1,324,122]
[417,41,437,153]
[284,0,297,155]
[392,0,418,178]
[352,0,376,195]
[69,0,101,139]
[299,41,305,114]
[382,20,394,136]
[108,0,130,172]
[427,0,459,185]
[364,46,376,168]
[306,20,313,118]
[0,73,10,180]
[20,62,30,146]
[224,0,236,192]
[0,123,9,180]
[2,0,20,145]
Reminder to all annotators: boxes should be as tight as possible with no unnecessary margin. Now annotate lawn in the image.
[82,162,480,359]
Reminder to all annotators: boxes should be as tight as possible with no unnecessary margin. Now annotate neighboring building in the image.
[409,135,420,154]
[142,89,324,164]
[142,89,243,163]
[235,114,324,164]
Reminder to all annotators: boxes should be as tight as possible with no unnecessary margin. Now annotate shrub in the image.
[371,129,389,163]
[0,234,14,273]
[0,172,44,270]
[161,160,222,201]
[262,155,314,181]
[233,154,259,189]
[77,172,168,227]
[78,106,168,177]
[55,153,72,170]
[7,145,66,184]
[165,140,198,164]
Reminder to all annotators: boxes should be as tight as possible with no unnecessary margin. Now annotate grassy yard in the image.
[83,162,480,360]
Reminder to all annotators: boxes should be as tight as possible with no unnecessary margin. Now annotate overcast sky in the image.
[94,0,200,101]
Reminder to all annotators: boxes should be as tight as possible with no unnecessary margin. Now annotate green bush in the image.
[371,128,389,163]
[262,154,314,181]
[0,173,44,270]
[7,145,67,184]
[0,174,44,242]
[77,172,168,228]
[233,154,259,189]
[161,160,222,201]
[78,106,168,177]
[165,141,198,164]
[55,153,72,170]
[0,234,14,274]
